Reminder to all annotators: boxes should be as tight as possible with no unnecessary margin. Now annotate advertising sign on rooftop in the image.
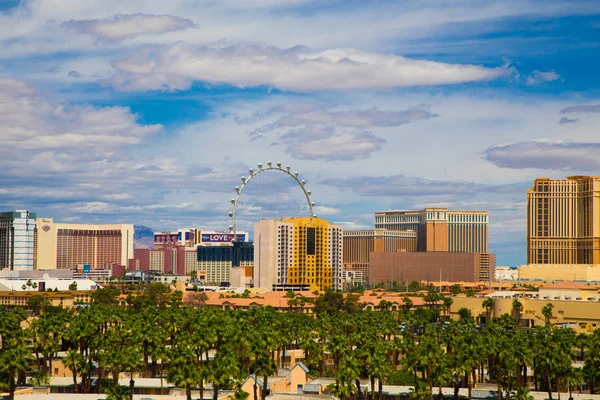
[201,233,247,243]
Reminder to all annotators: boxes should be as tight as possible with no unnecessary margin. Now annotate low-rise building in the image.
[495,266,518,281]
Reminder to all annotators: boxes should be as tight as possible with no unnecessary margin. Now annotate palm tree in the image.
[542,303,554,325]
[28,369,50,387]
[482,298,494,323]
[564,366,584,400]
[63,349,84,392]
[442,297,454,320]
[512,299,523,325]
[0,341,33,400]
[207,346,239,400]
[167,351,202,400]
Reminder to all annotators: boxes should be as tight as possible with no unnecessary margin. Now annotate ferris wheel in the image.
[227,161,317,241]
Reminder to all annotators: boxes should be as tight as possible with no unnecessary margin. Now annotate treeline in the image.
[2,287,600,400]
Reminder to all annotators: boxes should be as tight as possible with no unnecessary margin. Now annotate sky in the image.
[1,0,599,267]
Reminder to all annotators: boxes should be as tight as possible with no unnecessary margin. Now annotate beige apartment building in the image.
[35,218,134,270]
[527,176,600,265]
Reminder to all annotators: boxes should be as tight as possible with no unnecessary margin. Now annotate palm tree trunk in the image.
[468,372,473,400]
[356,379,363,399]
[262,375,269,400]
[9,373,16,400]
[129,375,134,400]
[569,384,572,400]
[186,385,192,400]
[97,366,103,394]
[253,380,258,400]
[200,380,204,400]
[378,378,383,400]
[213,384,219,400]
[497,381,502,400]
[72,369,78,393]
[371,376,375,400]
[533,360,538,391]
[548,370,553,400]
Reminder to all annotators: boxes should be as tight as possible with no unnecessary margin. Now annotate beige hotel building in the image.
[521,176,600,281]
[345,208,494,284]
[343,229,417,282]
[35,218,134,270]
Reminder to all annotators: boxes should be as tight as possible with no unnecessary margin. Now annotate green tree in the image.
[0,341,32,400]
[27,294,50,315]
[451,284,462,295]
[63,349,84,392]
[512,299,523,325]
[482,297,495,323]
[458,308,473,323]
[542,303,554,325]
[28,369,51,387]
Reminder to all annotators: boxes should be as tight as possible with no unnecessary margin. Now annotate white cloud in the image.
[61,14,195,41]
[482,140,600,170]
[525,69,561,85]
[107,43,509,91]
[245,103,438,139]
[278,125,385,161]
[0,78,163,155]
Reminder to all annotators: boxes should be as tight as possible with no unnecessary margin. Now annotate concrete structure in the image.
[240,363,311,400]
[0,277,98,292]
[538,280,599,301]
[128,245,197,276]
[197,242,254,285]
[375,208,489,253]
[494,266,518,281]
[520,263,600,282]
[343,229,417,282]
[0,210,36,270]
[371,208,495,283]
[34,218,133,270]
[154,229,197,248]
[0,290,102,308]
[230,266,253,288]
[254,217,343,292]
[527,176,600,265]
[369,251,495,284]
[450,293,600,331]
[0,269,73,279]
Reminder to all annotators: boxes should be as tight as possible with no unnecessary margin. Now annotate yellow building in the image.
[527,176,600,265]
[34,218,134,270]
[450,294,600,331]
[254,217,342,292]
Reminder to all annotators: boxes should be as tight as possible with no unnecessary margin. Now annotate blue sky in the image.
[1,0,600,267]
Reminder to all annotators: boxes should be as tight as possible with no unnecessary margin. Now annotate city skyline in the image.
[1,1,600,268]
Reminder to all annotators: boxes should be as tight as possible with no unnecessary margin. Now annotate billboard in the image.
[201,233,247,243]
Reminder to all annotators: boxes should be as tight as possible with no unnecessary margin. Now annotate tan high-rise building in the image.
[254,217,343,291]
[343,229,417,281]
[527,176,600,265]
[35,218,134,270]
[374,208,489,253]
[371,208,494,283]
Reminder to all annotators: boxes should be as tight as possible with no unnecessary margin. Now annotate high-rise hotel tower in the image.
[527,176,600,265]
[254,217,343,291]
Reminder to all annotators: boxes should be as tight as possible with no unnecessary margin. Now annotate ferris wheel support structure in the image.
[228,161,316,241]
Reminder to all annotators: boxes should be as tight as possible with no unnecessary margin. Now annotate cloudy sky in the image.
[1,0,599,267]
